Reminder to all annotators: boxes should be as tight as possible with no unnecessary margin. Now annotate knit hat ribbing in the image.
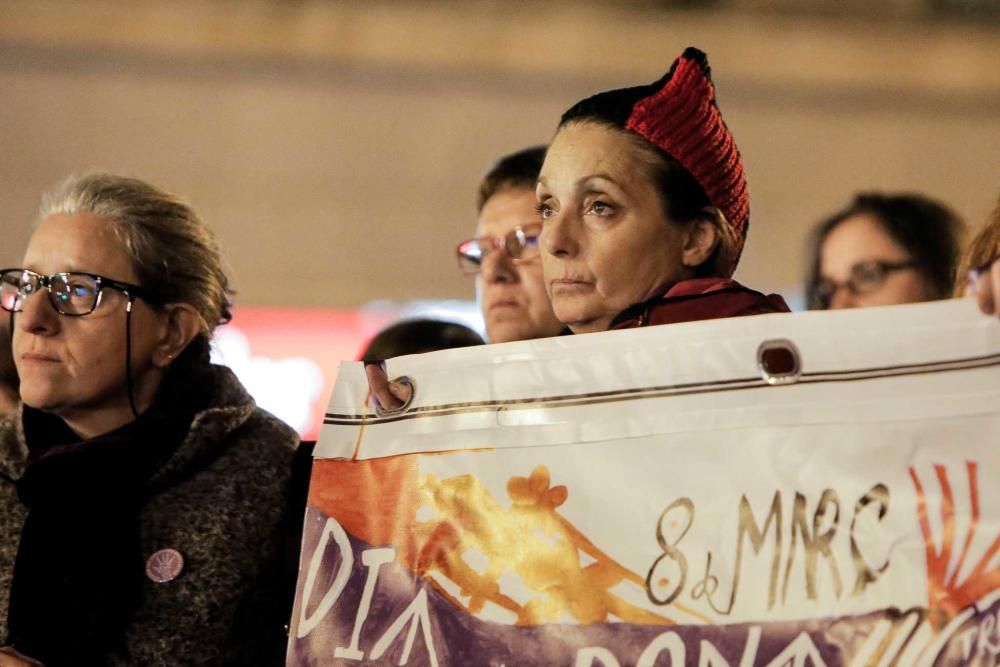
[560,47,749,274]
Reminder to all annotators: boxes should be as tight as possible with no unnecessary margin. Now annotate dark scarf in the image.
[5,339,215,666]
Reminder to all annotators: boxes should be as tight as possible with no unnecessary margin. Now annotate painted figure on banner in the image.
[294,453,1000,665]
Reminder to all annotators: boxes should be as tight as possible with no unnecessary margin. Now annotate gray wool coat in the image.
[0,365,300,666]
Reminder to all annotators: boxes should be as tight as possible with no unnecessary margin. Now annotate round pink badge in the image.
[146,548,185,583]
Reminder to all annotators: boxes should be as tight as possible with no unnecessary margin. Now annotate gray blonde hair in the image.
[39,173,234,337]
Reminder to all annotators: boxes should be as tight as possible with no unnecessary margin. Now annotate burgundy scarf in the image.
[609,277,789,329]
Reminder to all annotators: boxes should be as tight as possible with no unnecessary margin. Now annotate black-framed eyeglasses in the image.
[0,268,157,317]
[813,259,917,308]
[456,223,542,276]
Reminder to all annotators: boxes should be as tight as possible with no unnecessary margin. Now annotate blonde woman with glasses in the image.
[0,174,298,667]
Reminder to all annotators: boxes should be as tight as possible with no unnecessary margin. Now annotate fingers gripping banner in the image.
[287,300,1000,666]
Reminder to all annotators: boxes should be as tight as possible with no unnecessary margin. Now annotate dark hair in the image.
[806,192,965,309]
[359,318,485,361]
[476,146,548,213]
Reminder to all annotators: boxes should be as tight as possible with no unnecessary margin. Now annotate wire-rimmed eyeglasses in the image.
[456,223,542,276]
[0,268,156,316]
[812,259,917,308]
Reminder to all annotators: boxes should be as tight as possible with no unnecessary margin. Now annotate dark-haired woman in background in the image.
[805,192,965,310]
[0,173,298,667]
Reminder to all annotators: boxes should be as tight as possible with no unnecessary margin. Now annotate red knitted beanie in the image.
[560,47,749,275]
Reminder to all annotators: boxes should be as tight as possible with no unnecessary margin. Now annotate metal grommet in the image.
[757,339,801,386]
[373,375,415,416]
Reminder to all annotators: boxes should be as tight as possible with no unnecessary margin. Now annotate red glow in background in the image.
[214,307,394,441]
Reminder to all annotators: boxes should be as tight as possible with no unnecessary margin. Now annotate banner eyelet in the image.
[757,339,801,386]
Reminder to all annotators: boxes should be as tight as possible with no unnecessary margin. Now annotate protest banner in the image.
[287,299,1000,666]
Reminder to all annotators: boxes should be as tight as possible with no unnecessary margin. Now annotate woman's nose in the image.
[481,248,517,285]
[541,211,577,259]
[828,285,856,310]
[17,288,60,334]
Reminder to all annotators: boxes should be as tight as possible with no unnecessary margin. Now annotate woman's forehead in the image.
[23,212,133,278]
[543,122,647,186]
[820,214,910,273]
[477,187,538,237]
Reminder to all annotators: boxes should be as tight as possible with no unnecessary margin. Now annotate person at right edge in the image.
[960,195,1000,318]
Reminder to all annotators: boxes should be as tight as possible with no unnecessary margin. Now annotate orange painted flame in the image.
[910,462,1000,628]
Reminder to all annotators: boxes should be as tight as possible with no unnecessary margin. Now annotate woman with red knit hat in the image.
[367,48,789,412]
[537,47,788,332]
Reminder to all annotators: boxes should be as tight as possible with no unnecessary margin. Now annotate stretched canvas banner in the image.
[287,299,1000,666]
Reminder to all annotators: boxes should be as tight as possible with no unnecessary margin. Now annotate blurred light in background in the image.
[211,300,482,439]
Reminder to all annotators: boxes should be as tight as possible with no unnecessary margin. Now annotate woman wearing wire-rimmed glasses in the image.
[805,192,965,310]
[456,146,564,345]
[0,173,298,667]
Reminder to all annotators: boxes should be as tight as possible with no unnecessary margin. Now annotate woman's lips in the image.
[489,299,521,312]
[550,278,592,293]
[20,352,59,364]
